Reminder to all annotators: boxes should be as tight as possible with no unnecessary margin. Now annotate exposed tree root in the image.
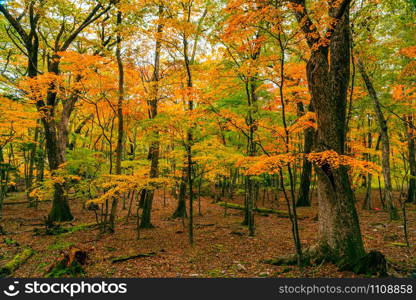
[338,251,387,277]
[263,246,388,277]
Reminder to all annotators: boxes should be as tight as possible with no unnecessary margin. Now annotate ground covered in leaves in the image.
[1,191,415,278]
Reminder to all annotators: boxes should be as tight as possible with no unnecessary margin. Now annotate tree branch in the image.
[0,4,29,45]
[60,3,112,51]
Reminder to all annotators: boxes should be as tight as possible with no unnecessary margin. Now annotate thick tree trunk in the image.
[316,9,364,262]
[139,139,159,228]
[43,123,73,221]
[357,59,398,219]
[49,181,72,221]
[42,113,73,221]
[292,3,366,264]
[0,3,40,204]
[172,174,187,218]
[44,58,73,222]
[1,2,107,222]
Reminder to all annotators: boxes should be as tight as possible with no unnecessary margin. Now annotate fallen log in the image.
[62,222,98,235]
[111,252,156,263]
[216,202,305,219]
[0,247,34,278]
[34,221,98,236]
[3,200,51,205]
[34,217,124,236]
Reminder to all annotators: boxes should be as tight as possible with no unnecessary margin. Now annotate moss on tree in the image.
[217,201,304,218]
[0,247,34,278]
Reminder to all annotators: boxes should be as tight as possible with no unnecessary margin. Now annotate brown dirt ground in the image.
[1,191,415,278]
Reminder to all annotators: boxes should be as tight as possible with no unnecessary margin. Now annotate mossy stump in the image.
[45,247,87,278]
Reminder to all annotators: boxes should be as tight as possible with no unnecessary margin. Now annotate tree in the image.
[288,0,370,268]
[139,4,164,229]
[357,59,398,219]
[107,7,124,233]
[0,0,112,221]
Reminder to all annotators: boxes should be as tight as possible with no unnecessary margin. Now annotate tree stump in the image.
[45,247,87,278]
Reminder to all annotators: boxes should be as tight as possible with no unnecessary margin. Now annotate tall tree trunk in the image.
[140,5,163,229]
[315,7,364,262]
[45,57,73,222]
[244,78,257,236]
[242,32,261,236]
[290,1,367,265]
[183,22,195,244]
[0,2,108,222]
[357,59,398,219]
[108,10,124,233]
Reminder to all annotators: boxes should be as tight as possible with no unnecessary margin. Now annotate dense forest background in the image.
[0,0,415,278]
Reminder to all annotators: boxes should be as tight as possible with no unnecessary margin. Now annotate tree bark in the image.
[242,32,261,236]
[291,0,366,264]
[44,57,74,222]
[357,59,398,219]
[172,172,187,218]
[108,10,124,233]
[140,5,163,228]
[183,18,195,244]
[0,2,109,222]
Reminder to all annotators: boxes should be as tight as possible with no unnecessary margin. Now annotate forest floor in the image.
[1,190,415,278]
